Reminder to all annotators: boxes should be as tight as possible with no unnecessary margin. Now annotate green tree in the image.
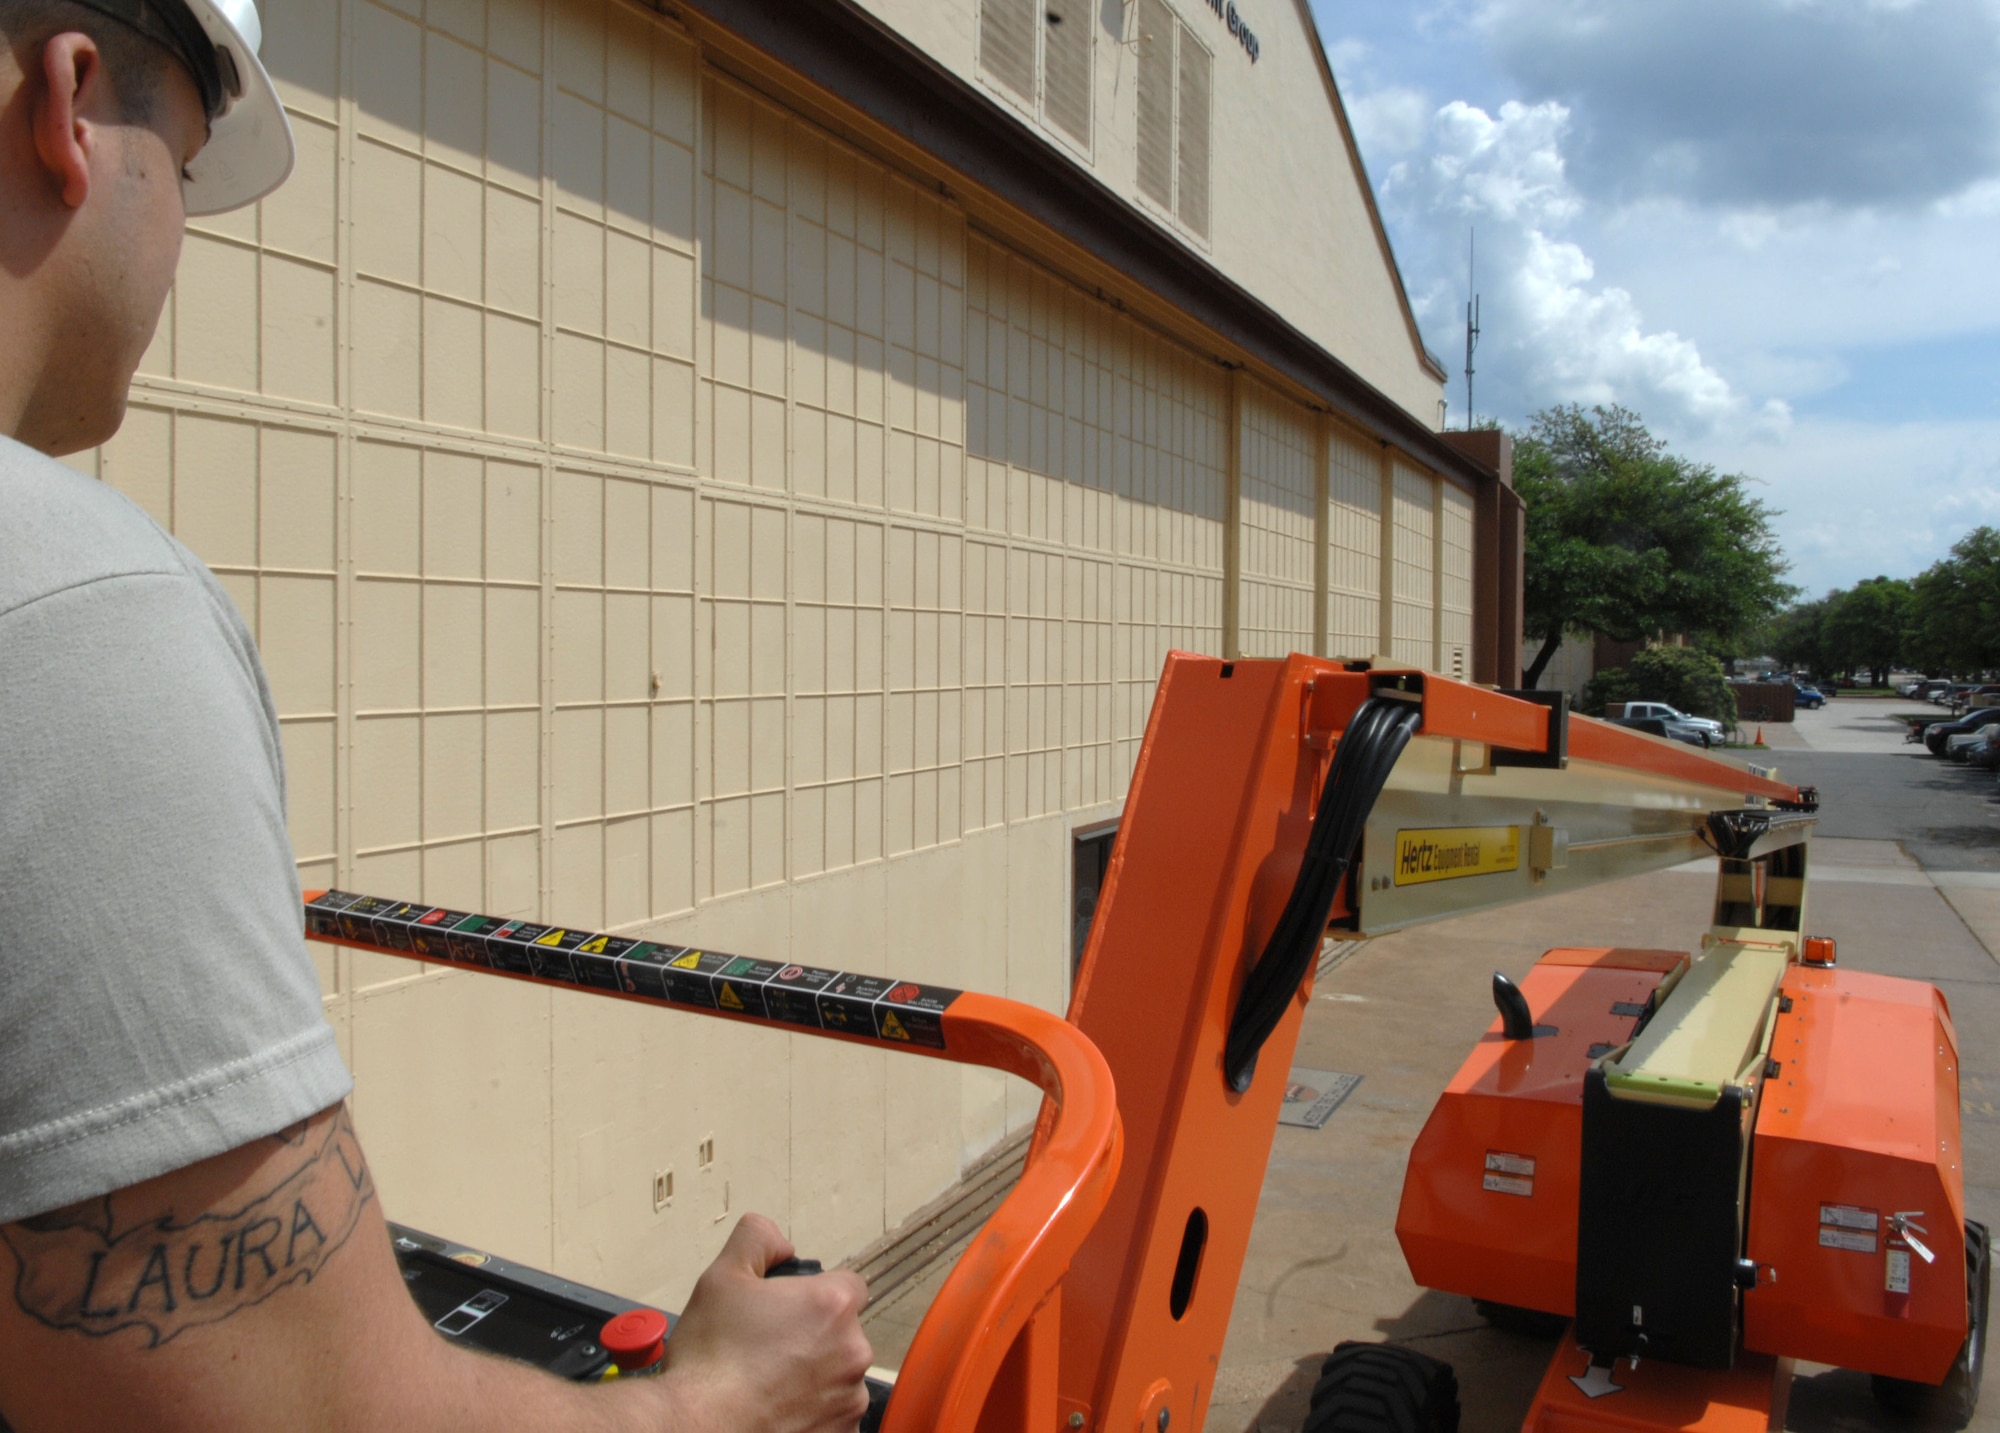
[1759,597,1830,677]
[1579,644,1738,723]
[1909,527,2000,677]
[1517,405,1795,688]
[1819,577,1911,687]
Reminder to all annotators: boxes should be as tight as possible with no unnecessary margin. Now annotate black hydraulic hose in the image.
[1223,696,1422,1091]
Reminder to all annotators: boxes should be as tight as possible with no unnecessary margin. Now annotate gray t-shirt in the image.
[0,437,353,1224]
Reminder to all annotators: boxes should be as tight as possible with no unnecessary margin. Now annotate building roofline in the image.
[1288,0,1450,384]
[658,0,1490,491]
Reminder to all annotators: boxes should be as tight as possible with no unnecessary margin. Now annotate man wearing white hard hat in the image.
[0,3,871,1427]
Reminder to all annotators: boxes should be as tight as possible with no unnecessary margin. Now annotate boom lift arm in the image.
[306,654,1838,1433]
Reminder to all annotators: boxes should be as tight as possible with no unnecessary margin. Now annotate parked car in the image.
[1947,730,1988,761]
[1616,701,1727,748]
[1971,727,2000,771]
[1924,706,2000,754]
[1795,685,1827,709]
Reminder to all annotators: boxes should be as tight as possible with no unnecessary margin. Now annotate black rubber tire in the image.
[1872,1219,1989,1428]
[1303,1341,1460,1433]
[1471,1299,1570,1339]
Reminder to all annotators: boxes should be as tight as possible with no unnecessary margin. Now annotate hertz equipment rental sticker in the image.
[1393,827,1522,887]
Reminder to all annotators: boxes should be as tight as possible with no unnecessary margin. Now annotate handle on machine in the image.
[300,892,1121,1433]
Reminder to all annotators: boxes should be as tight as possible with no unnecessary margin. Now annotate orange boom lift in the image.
[307,653,1980,1433]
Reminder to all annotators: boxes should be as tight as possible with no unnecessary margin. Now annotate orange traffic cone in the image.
[1754,725,1766,747]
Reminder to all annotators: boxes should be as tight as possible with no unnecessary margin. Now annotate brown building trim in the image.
[657,0,1493,496]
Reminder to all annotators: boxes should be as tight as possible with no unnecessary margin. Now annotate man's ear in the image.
[31,32,107,210]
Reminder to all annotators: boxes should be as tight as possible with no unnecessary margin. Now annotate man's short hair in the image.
[0,0,176,123]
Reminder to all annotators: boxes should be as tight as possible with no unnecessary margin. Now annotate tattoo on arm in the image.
[0,1108,375,1347]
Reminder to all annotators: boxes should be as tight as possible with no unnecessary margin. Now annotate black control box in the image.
[391,1223,891,1430]
[390,1222,667,1382]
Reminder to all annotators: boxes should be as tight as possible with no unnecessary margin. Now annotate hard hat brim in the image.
[176,0,295,216]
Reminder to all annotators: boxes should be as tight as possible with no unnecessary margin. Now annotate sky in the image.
[1307,0,2000,598]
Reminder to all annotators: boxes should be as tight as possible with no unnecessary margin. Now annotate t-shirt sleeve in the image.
[0,560,353,1224]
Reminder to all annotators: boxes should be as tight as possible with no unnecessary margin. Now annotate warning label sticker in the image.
[526,928,593,984]
[336,896,398,944]
[1821,1204,1879,1232]
[876,1005,946,1048]
[763,966,841,1027]
[375,903,434,952]
[660,950,734,1009]
[1887,1248,1912,1294]
[571,935,639,991]
[409,910,471,959]
[613,944,678,999]
[1482,1172,1534,1197]
[881,982,958,1013]
[484,923,543,974]
[304,891,359,939]
[1393,827,1522,887]
[1485,1151,1536,1177]
[818,974,894,1035]
[1820,1227,1878,1254]
[446,916,507,966]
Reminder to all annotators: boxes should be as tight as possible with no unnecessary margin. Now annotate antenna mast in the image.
[1464,230,1480,430]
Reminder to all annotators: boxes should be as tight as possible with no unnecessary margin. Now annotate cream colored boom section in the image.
[1351,729,1809,936]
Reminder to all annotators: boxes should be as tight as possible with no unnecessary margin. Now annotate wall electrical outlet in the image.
[652,1168,674,1212]
[698,1135,715,1169]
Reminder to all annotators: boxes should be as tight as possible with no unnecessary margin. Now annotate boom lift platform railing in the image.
[307,653,1862,1433]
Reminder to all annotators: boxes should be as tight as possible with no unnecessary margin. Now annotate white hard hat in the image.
[68,0,295,214]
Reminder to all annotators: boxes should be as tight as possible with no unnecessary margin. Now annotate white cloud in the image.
[1346,85,1432,160]
[1376,97,1752,435]
[1317,0,2000,593]
[1473,0,2000,209]
[1686,416,2000,591]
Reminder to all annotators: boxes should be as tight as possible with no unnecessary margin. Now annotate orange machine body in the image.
[1522,1334,1791,1433]
[1743,965,1967,1382]
[1396,948,1688,1317]
[304,654,1817,1432]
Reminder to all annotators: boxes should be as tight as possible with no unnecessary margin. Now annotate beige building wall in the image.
[1325,424,1382,660]
[1236,381,1318,660]
[1439,481,1476,681]
[850,0,1447,424]
[65,0,1474,1310]
[1390,460,1437,667]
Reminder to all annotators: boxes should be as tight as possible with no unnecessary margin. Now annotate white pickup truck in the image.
[1613,701,1726,748]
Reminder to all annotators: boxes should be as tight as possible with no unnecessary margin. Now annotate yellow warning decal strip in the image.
[302,891,960,1050]
[1392,826,1522,887]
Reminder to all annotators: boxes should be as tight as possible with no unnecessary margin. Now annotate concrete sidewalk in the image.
[1204,836,2000,1433]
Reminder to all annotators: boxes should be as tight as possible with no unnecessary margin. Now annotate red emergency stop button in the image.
[601,1308,669,1371]
[1802,936,1837,966]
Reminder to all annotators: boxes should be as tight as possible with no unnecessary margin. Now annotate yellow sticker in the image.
[579,936,608,954]
[669,951,702,970]
[880,1011,911,1042]
[535,929,565,946]
[717,982,745,1011]
[1392,826,1522,886]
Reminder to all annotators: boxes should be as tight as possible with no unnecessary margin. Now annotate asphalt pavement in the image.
[1767,699,2000,872]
